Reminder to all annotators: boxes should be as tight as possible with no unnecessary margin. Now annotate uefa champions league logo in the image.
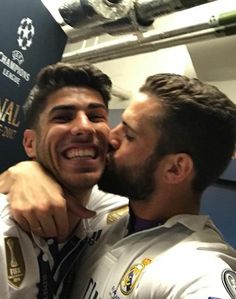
[0,17,32,86]
[17,17,35,51]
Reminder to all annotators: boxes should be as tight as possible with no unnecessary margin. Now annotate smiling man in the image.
[0,62,128,299]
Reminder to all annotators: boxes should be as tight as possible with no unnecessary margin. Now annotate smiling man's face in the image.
[23,86,110,193]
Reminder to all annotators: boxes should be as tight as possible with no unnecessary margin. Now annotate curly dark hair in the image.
[23,62,112,128]
[140,73,236,192]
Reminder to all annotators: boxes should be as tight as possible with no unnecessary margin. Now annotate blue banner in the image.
[0,0,67,172]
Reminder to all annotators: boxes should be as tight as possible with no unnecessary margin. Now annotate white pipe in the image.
[63,21,209,60]
[63,23,236,63]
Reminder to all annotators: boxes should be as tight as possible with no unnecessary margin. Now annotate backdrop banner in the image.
[0,0,67,172]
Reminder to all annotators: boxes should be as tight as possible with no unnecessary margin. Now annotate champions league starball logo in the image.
[0,17,32,87]
[17,17,35,51]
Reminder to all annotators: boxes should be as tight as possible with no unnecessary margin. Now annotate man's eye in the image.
[52,115,71,122]
[89,114,107,122]
[125,134,135,141]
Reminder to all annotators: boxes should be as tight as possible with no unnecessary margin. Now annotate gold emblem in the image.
[120,258,152,295]
[107,205,129,224]
[4,237,25,287]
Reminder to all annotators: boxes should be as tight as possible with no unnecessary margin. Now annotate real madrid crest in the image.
[4,237,25,287]
[120,258,152,295]
[222,269,236,299]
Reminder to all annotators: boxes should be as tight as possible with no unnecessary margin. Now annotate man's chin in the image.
[63,173,101,190]
[98,171,123,195]
[98,163,129,195]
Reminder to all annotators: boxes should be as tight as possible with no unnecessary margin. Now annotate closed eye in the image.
[123,127,135,141]
[125,134,135,141]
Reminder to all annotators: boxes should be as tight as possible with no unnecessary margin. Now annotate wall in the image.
[91,0,236,109]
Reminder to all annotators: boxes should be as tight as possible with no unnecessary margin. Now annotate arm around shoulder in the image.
[0,161,68,238]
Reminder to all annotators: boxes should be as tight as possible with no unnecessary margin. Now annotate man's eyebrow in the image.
[49,103,107,114]
[49,105,75,114]
[122,120,137,133]
[88,103,107,110]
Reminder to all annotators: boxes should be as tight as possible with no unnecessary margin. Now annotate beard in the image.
[98,152,159,201]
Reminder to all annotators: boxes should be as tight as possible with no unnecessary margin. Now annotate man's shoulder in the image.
[88,185,128,212]
[0,193,10,218]
[80,186,129,234]
[0,193,8,202]
[161,216,236,268]
[0,193,22,237]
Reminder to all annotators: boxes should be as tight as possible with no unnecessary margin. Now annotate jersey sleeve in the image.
[176,266,236,299]
[0,194,11,298]
[164,253,236,299]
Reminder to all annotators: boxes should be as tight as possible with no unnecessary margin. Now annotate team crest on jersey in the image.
[120,258,152,295]
[4,237,25,287]
[222,269,236,298]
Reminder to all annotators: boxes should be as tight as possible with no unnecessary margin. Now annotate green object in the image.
[219,10,236,26]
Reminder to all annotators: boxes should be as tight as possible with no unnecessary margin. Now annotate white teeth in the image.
[65,148,96,159]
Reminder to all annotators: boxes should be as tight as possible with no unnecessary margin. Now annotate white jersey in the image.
[0,186,128,299]
[70,213,236,299]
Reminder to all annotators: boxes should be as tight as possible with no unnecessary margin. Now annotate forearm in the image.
[0,161,95,240]
[0,161,43,192]
[0,161,67,237]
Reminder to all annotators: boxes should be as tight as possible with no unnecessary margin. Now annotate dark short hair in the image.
[140,73,236,192]
[23,62,112,128]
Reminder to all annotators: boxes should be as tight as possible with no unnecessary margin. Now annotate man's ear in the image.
[162,153,194,184]
[23,129,36,158]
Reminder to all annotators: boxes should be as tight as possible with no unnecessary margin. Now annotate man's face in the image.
[99,92,164,200]
[24,86,110,193]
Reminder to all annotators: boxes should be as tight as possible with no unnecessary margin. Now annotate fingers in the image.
[29,211,59,238]
[11,209,45,237]
[11,195,96,241]
[11,213,31,233]
[11,196,69,239]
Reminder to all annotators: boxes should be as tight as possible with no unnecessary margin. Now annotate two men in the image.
[1,67,236,298]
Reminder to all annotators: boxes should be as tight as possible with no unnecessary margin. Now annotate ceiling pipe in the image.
[60,0,217,42]
[63,23,209,61]
[112,86,132,101]
[62,10,236,63]
[82,23,236,64]
[134,0,215,25]
[60,0,133,29]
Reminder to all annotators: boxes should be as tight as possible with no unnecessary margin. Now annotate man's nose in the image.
[70,113,95,136]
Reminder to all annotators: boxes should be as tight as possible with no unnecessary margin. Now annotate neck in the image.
[128,207,164,235]
[129,187,200,221]
[64,188,92,239]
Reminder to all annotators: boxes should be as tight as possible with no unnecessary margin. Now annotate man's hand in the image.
[0,161,95,240]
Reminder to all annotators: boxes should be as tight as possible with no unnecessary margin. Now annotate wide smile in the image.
[64,147,98,160]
